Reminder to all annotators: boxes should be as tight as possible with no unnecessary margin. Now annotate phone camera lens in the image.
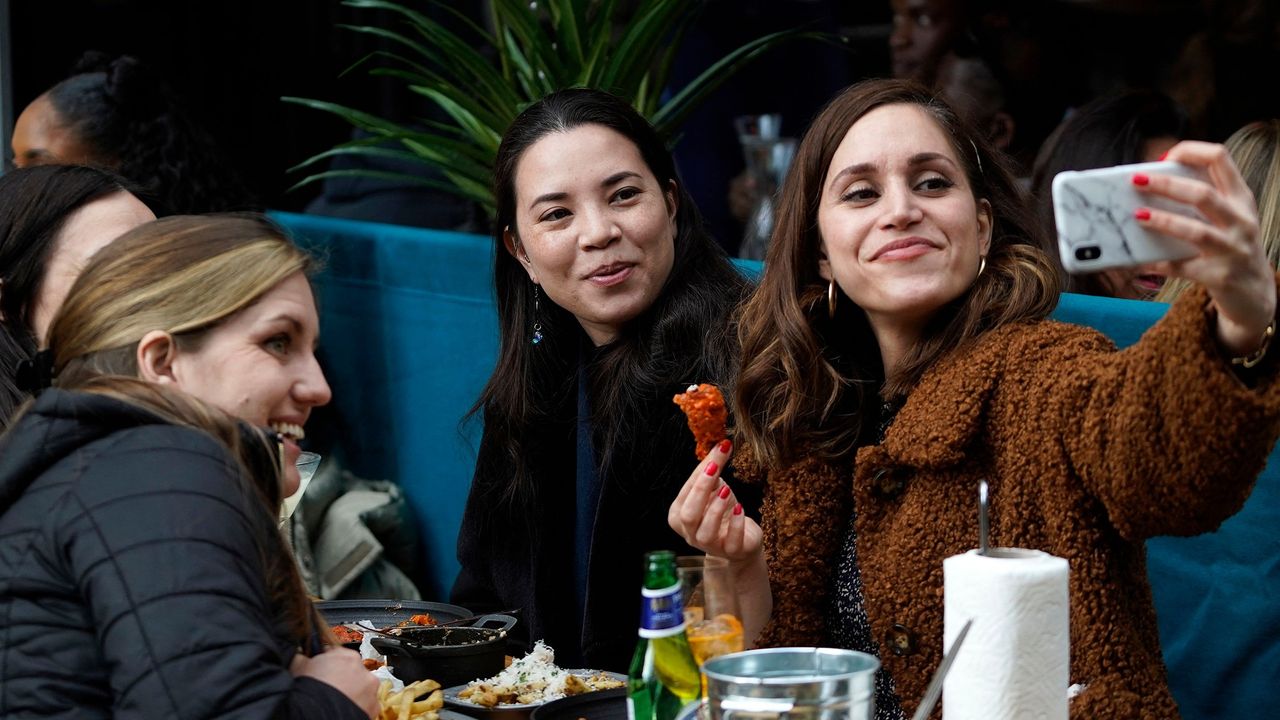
[1075,246,1101,261]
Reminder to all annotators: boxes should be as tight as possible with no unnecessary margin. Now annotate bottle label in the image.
[638,582,685,638]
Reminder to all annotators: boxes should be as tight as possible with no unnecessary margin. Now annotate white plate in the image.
[443,670,627,716]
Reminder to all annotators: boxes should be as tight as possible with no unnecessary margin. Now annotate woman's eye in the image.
[612,187,640,202]
[540,208,571,222]
[841,187,878,202]
[917,176,954,192]
[264,334,291,354]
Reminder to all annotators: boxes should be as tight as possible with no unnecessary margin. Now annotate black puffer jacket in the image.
[0,389,365,719]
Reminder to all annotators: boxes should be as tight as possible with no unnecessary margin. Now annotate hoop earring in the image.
[531,285,544,345]
[827,280,838,319]
[977,255,987,278]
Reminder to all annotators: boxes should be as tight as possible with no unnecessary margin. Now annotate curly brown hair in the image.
[735,79,1059,469]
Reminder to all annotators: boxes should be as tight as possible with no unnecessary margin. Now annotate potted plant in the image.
[284,0,820,217]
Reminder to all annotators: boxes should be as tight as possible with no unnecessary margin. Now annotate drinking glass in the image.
[677,555,745,688]
[281,451,322,520]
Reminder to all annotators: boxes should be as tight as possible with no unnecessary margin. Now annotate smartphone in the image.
[1052,160,1207,274]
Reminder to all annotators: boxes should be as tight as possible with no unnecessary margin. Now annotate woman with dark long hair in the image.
[670,79,1278,719]
[452,88,754,670]
[0,164,154,429]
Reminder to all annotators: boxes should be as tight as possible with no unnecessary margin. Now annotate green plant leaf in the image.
[548,0,586,68]
[289,0,829,217]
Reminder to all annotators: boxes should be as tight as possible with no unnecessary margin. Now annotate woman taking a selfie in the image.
[0,215,376,718]
[670,79,1279,719]
[453,88,754,671]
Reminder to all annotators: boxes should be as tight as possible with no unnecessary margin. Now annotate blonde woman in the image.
[0,215,377,718]
[1158,119,1280,301]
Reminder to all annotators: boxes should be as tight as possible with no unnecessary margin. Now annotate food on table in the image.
[672,383,727,460]
[377,679,442,720]
[454,641,624,707]
[332,624,366,644]
[406,613,437,626]
[365,658,387,671]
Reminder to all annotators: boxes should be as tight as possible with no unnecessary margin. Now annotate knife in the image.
[910,618,972,720]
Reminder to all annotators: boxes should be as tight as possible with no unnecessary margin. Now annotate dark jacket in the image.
[0,389,365,719]
[741,286,1280,720]
[453,283,758,672]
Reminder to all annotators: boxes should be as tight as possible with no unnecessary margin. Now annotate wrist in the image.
[1229,319,1275,369]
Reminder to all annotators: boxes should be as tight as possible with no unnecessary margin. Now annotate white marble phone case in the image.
[1052,161,1206,274]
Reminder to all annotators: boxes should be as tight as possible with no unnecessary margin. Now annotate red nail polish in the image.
[1135,207,1151,221]
[1158,151,1169,161]
[1132,173,1150,186]
[705,461,719,476]
[733,503,744,516]
[718,485,732,500]
[718,439,732,453]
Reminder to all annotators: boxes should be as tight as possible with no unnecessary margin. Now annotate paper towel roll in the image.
[942,548,1069,720]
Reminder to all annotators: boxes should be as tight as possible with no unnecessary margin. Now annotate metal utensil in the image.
[909,618,972,720]
[978,480,990,556]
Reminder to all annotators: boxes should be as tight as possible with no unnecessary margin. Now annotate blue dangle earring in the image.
[531,285,544,345]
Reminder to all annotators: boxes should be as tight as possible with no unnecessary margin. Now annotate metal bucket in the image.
[702,648,879,720]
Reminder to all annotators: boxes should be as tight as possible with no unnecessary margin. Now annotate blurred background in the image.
[4,0,1278,249]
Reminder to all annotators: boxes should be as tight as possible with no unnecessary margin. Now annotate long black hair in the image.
[0,165,138,429]
[44,52,253,215]
[473,88,749,503]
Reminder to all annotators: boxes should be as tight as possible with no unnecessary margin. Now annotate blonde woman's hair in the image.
[1157,120,1280,302]
[43,213,327,646]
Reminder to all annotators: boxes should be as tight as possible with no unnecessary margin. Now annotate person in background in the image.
[935,52,1015,158]
[1158,118,1280,302]
[1030,90,1188,298]
[453,88,756,671]
[0,214,377,718]
[0,165,154,429]
[889,0,972,86]
[9,52,253,215]
[669,79,1278,719]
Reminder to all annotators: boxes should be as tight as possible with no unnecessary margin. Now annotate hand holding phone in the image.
[1052,161,1208,273]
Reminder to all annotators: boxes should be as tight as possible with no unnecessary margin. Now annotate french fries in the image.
[376,679,442,720]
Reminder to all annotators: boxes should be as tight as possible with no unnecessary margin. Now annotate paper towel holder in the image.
[978,479,990,556]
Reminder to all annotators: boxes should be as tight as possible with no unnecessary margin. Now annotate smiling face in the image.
[506,123,677,346]
[817,103,991,332]
[31,191,155,344]
[167,272,331,494]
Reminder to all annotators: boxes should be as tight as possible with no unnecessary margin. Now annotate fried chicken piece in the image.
[673,383,727,460]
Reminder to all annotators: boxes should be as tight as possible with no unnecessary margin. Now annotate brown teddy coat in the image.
[736,287,1280,720]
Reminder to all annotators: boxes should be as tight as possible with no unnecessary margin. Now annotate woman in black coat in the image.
[0,215,377,718]
[452,89,756,671]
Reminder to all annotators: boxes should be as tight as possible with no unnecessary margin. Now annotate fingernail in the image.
[718,485,732,500]
[733,503,744,516]
[718,439,732,453]
[1158,151,1168,161]
[705,461,719,476]
[1132,173,1150,186]
[1135,207,1151,221]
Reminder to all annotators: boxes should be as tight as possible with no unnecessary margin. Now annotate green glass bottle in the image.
[627,551,702,720]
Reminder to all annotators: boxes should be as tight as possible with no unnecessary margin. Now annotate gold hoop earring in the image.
[977,255,987,278]
[827,280,838,319]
